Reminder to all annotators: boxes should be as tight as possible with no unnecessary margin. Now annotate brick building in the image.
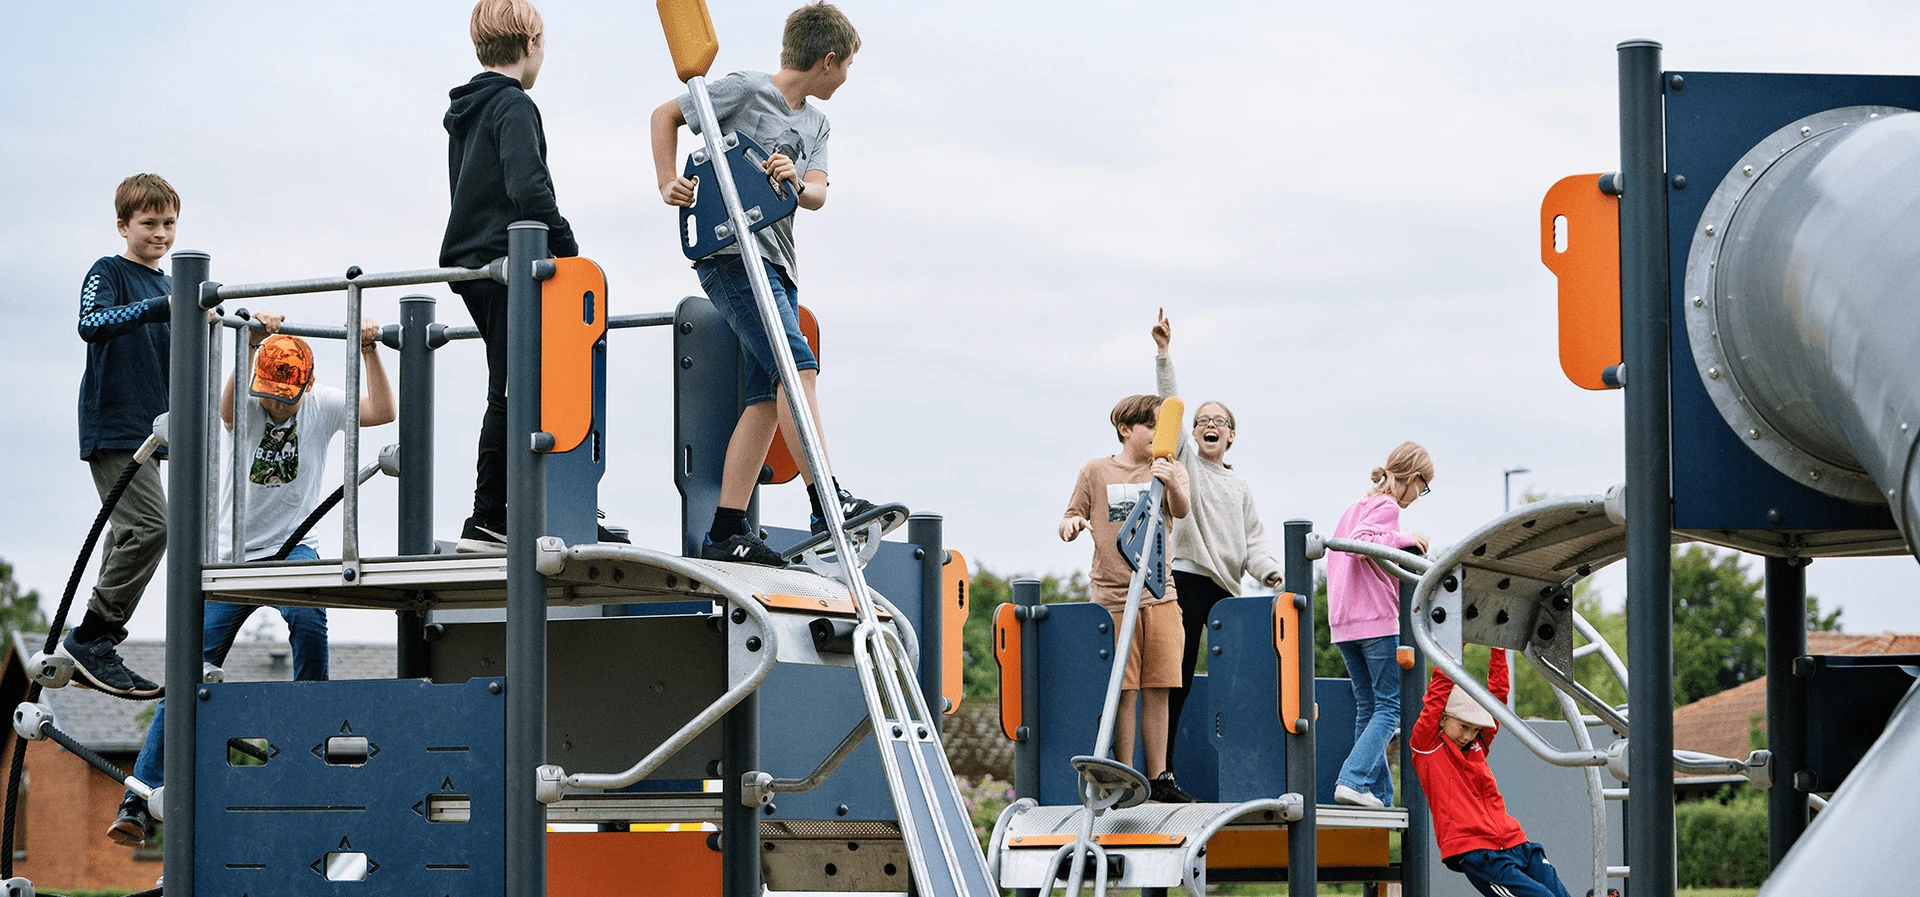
[2,634,394,893]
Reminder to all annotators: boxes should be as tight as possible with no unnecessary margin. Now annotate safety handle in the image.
[657,0,719,81]
[1152,397,1184,460]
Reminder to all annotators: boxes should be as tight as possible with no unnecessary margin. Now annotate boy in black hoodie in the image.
[440,0,588,551]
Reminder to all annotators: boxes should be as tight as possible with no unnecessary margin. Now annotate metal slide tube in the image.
[209,264,492,304]
[503,222,549,897]
[1764,557,1808,866]
[1617,38,1677,897]
[164,250,212,896]
[341,283,363,583]
[1701,111,1920,537]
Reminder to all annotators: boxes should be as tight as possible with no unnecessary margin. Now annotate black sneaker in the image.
[62,630,160,698]
[702,532,786,567]
[455,517,507,553]
[596,509,630,544]
[810,491,879,535]
[108,796,152,845]
[1148,772,1196,804]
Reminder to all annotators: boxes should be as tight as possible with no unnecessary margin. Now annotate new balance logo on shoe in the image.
[733,544,749,558]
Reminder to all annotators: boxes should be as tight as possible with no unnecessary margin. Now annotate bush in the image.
[1676,787,1768,888]
[955,773,1016,848]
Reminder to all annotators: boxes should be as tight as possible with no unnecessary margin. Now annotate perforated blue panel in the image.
[196,677,505,895]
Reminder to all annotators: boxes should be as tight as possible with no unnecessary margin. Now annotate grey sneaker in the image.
[702,532,785,567]
[62,630,160,698]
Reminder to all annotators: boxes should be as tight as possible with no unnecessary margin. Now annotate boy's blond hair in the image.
[781,2,860,71]
[470,0,544,67]
[114,174,179,223]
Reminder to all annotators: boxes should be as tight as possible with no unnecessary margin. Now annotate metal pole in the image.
[1618,38,1677,897]
[910,514,946,729]
[164,250,212,897]
[1398,578,1430,897]
[721,689,762,897]
[1284,519,1317,897]
[341,282,363,583]
[229,324,250,562]
[395,294,438,678]
[1011,577,1042,897]
[1765,557,1809,867]
[504,221,550,897]
[203,317,222,564]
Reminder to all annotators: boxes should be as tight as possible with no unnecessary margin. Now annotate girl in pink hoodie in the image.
[1326,441,1434,808]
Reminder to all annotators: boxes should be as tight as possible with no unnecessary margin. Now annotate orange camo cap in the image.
[250,334,313,404]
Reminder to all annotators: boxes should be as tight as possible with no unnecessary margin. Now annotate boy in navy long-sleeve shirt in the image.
[440,0,592,551]
[65,173,179,699]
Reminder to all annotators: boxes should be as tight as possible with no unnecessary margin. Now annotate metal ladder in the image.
[680,72,996,897]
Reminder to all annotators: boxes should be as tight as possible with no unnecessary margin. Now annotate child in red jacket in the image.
[1410,650,1573,897]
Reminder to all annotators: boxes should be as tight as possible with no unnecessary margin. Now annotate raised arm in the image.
[1151,309,1193,458]
[357,318,396,427]
[1243,491,1284,587]
[1411,666,1455,753]
[1480,648,1511,746]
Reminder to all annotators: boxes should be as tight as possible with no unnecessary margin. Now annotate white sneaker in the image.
[1334,784,1385,808]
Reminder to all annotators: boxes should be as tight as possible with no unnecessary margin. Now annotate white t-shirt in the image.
[215,384,350,561]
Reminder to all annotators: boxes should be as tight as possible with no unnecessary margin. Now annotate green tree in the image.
[1667,546,1840,706]
[0,558,46,634]
[960,567,1090,701]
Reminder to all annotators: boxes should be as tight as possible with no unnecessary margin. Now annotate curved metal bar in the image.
[1408,514,1611,768]
[545,553,781,796]
[1523,645,1631,735]
[984,797,1037,881]
[768,716,872,794]
[1572,610,1630,691]
[869,588,921,675]
[1553,683,1610,897]
[1179,796,1304,897]
[1316,536,1433,581]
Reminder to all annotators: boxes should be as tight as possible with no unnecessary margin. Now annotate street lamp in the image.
[1503,465,1531,512]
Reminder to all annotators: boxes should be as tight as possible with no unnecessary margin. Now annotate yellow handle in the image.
[1152,397,1184,460]
[657,0,719,81]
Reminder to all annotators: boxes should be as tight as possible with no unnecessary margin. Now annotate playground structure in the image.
[7,16,1920,897]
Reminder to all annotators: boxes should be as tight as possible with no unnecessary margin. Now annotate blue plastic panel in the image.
[545,331,606,546]
[679,132,801,261]
[1664,71,1919,532]
[196,677,505,894]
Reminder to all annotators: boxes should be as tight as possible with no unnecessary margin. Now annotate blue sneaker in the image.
[61,629,160,698]
[809,491,879,536]
[702,532,785,567]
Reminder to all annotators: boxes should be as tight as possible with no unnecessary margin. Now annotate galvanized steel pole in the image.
[395,294,438,678]
[1618,38,1676,897]
[164,250,212,896]
[504,222,549,897]
[1765,557,1809,866]
[1010,577,1042,897]
[910,514,946,730]
[1284,519,1317,896]
[721,690,761,897]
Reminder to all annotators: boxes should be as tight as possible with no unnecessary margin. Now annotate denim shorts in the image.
[695,255,818,406]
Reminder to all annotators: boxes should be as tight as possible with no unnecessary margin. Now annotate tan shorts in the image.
[1100,599,1184,690]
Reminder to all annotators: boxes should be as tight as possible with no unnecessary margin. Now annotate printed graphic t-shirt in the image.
[678,70,830,281]
[1065,455,1190,610]
[215,384,350,561]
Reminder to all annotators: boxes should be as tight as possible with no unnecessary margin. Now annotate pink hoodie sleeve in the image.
[1344,496,1417,550]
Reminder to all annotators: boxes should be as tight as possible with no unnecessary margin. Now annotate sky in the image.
[2,1,1918,646]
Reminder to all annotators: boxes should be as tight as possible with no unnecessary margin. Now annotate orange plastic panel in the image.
[1540,173,1621,391]
[756,592,890,620]
[540,257,608,454]
[656,0,719,82]
[994,602,1022,741]
[1152,397,1185,460]
[1007,833,1186,848]
[942,549,969,716]
[549,830,719,896]
[1203,828,1390,870]
[762,305,822,484]
[1273,594,1304,734]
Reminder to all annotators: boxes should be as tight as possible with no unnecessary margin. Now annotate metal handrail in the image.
[203,264,496,306]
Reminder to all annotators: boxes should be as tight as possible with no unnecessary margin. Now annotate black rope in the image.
[271,484,344,561]
[41,722,132,786]
[3,455,147,877]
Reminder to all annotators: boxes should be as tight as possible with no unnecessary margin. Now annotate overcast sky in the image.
[3,1,1918,645]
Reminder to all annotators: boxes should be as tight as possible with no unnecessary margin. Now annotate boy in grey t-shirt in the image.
[649,2,879,566]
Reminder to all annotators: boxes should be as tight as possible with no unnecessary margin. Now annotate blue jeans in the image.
[129,544,329,801]
[1449,841,1573,897]
[1336,634,1401,804]
[694,256,817,406]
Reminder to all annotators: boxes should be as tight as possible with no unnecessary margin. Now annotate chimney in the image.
[269,647,289,670]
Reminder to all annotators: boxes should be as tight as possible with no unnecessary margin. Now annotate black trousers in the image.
[1166,569,1234,773]
[460,279,510,526]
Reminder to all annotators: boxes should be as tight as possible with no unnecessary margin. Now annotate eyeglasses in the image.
[1415,477,1432,497]
[1192,416,1232,428]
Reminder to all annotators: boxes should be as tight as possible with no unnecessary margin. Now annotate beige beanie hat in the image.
[1444,688,1496,729]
